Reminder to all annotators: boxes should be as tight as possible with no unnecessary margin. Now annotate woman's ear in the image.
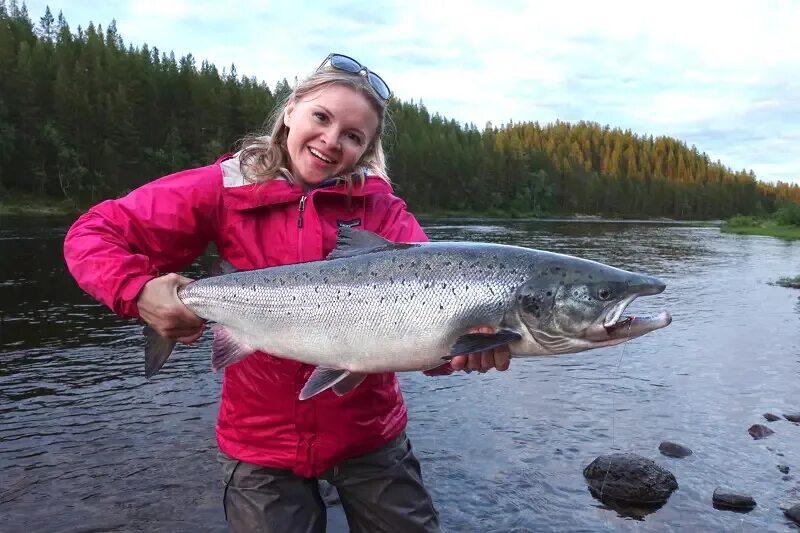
[283,99,296,128]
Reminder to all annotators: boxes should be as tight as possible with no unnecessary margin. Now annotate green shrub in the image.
[773,203,800,226]
[726,215,758,227]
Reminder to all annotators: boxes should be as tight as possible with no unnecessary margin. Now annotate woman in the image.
[64,53,509,532]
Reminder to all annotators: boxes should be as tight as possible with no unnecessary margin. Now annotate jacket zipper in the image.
[297,195,307,228]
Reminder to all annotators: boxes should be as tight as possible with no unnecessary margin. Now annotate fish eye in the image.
[597,287,613,301]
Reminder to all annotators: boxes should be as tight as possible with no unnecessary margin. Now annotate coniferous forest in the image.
[1,3,798,218]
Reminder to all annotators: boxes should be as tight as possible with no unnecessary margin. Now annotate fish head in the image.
[513,256,671,354]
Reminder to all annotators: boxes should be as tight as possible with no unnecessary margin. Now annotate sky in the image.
[21,0,800,184]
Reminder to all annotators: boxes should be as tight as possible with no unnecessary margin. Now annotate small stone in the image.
[763,413,781,422]
[785,504,800,525]
[748,424,774,439]
[778,465,790,475]
[712,488,757,511]
[658,441,693,458]
[784,413,800,423]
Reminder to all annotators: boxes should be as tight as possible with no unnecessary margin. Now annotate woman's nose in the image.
[320,127,341,150]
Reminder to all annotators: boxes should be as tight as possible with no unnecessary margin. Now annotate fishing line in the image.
[598,319,634,503]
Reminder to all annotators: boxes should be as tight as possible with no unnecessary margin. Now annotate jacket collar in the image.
[220,155,394,211]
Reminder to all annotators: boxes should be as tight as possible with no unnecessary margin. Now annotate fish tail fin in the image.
[211,325,255,371]
[144,325,177,378]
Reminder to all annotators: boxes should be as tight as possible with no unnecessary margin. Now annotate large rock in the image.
[583,453,678,504]
[763,413,781,422]
[748,424,774,439]
[784,413,800,423]
[785,504,800,525]
[712,488,756,511]
[658,441,692,458]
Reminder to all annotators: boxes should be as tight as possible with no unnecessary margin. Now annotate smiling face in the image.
[283,84,380,187]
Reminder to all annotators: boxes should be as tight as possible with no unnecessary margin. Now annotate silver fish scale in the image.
[179,242,533,372]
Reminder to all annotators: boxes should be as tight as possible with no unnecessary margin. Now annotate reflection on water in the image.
[2,216,799,532]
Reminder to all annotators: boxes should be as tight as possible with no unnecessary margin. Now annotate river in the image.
[1,216,798,532]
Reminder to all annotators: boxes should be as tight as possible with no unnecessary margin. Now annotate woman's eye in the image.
[346,132,363,144]
[313,112,327,122]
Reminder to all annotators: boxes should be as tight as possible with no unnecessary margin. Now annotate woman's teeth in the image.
[309,147,333,163]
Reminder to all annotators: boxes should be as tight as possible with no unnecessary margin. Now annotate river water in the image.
[1,216,798,532]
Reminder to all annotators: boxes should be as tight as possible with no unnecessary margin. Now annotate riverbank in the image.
[721,220,800,240]
[0,193,82,217]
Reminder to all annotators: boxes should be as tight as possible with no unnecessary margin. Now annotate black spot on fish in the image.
[439,304,444,310]
[546,291,552,296]
[441,283,447,289]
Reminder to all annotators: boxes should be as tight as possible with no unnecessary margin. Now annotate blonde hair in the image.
[238,65,390,187]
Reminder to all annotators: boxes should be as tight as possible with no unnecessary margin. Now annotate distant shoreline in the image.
[0,197,725,226]
[721,224,800,240]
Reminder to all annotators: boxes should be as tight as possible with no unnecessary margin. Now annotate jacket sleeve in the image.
[372,194,429,244]
[63,165,223,319]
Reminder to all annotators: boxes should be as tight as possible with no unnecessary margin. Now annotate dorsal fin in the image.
[326,227,415,260]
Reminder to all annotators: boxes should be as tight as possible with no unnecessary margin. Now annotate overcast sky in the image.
[22,0,800,184]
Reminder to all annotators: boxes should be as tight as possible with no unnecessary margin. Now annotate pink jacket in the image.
[64,154,429,477]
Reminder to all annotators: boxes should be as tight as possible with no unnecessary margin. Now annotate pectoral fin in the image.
[300,368,351,400]
[332,373,367,396]
[445,329,522,359]
[210,325,255,371]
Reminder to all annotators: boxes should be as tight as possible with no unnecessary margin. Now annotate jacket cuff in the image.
[117,274,157,319]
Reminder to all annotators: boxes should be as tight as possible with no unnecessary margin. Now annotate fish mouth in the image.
[591,290,671,342]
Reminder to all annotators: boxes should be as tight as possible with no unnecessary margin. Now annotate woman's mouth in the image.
[309,147,335,164]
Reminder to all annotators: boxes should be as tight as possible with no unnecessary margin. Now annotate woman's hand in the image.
[449,325,511,373]
[423,325,511,375]
[137,273,205,343]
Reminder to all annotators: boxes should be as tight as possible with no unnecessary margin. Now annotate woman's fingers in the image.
[137,273,204,339]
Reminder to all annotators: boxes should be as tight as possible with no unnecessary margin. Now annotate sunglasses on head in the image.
[317,53,392,101]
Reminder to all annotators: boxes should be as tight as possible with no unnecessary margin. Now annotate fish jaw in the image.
[584,281,672,345]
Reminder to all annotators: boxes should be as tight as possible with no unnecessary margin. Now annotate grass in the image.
[0,192,83,216]
[721,213,800,240]
[721,222,800,240]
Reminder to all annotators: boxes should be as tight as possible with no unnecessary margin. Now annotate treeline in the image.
[1,3,798,219]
